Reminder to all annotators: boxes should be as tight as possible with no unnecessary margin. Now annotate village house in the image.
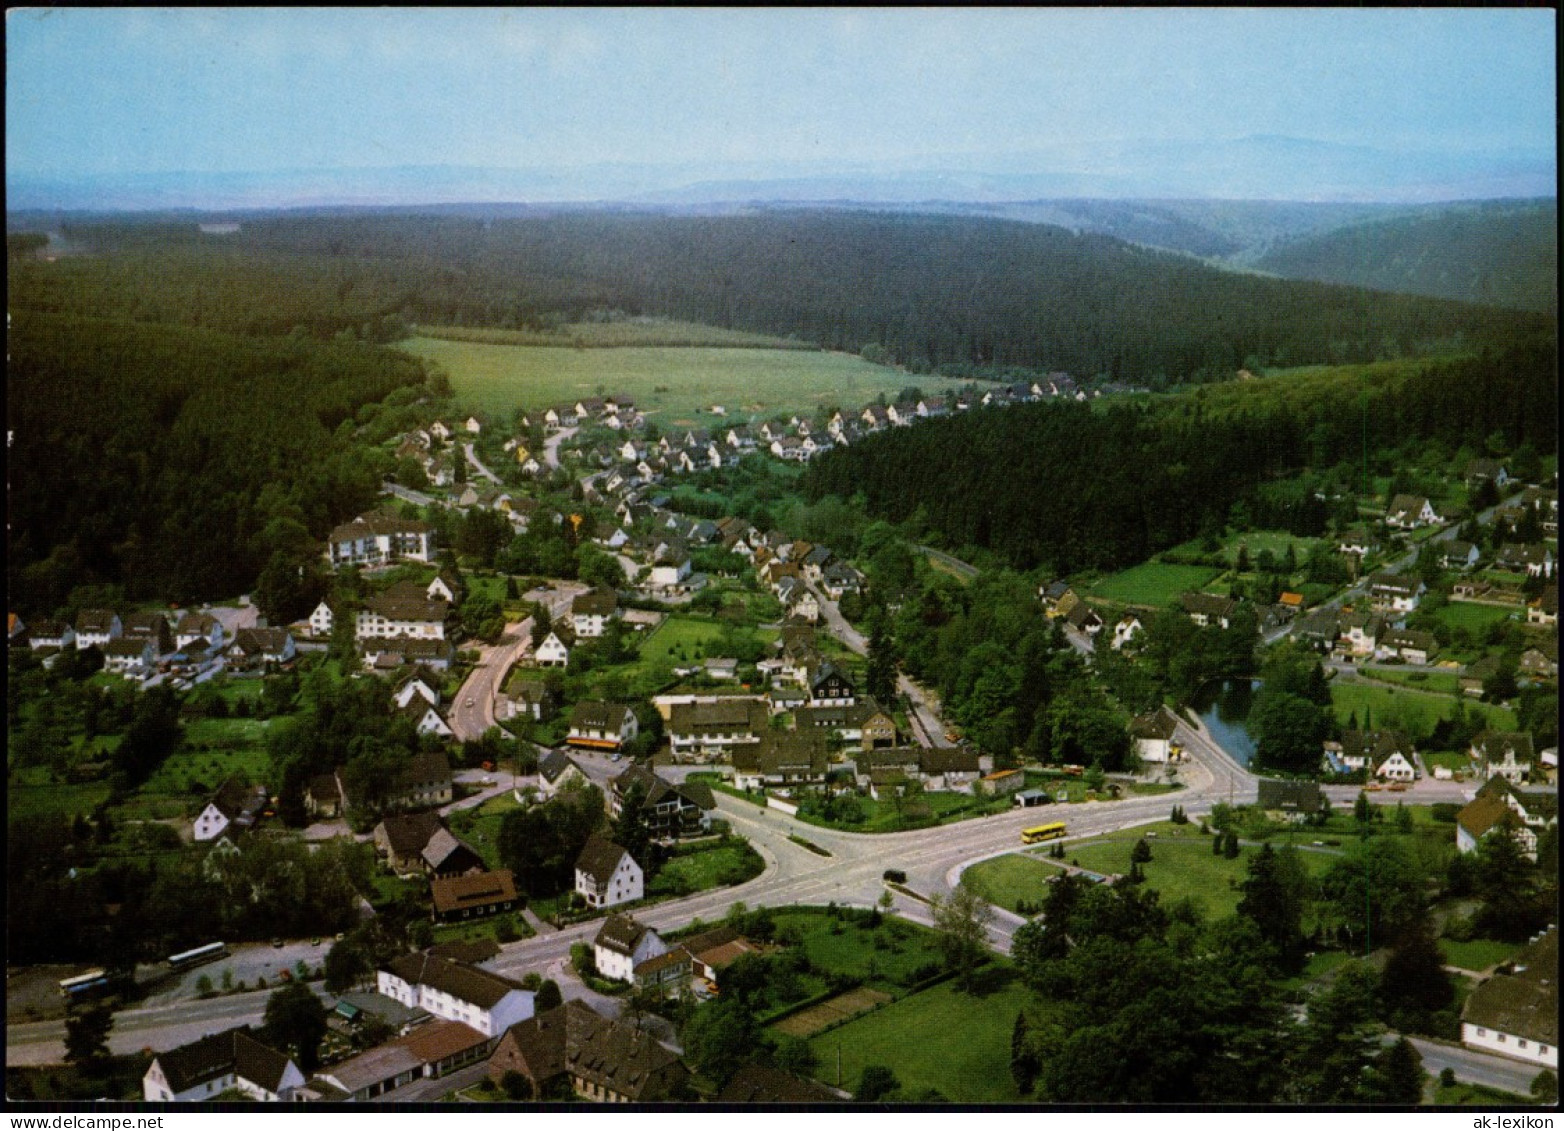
[575,838,643,910]
[1384,494,1441,530]
[1437,541,1482,572]
[1111,613,1145,651]
[1464,459,1511,489]
[1366,572,1424,615]
[732,731,831,791]
[667,697,768,760]
[1338,610,1384,657]
[978,768,1026,798]
[73,608,123,650]
[571,589,620,638]
[327,512,436,569]
[793,700,897,750]
[1460,929,1557,1068]
[431,869,520,923]
[122,611,174,655]
[608,765,715,841]
[143,1027,303,1103]
[229,626,297,667]
[393,669,441,711]
[1376,627,1439,666]
[305,774,341,819]
[355,590,448,641]
[592,913,668,983]
[192,778,268,843]
[1257,779,1323,822]
[533,623,575,668]
[1495,543,1554,578]
[1528,585,1558,627]
[378,952,534,1039]
[1472,731,1538,784]
[566,701,639,752]
[719,1063,847,1104]
[919,745,985,791]
[1179,592,1239,629]
[373,811,477,876]
[1129,706,1182,764]
[102,636,157,676]
[1519,641,1558,681]
[487,1000,689,1103]
[26,618,74,653]
[532,749,591,800]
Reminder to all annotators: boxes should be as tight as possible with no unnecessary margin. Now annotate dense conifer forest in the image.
[802,341,1559,575]
[24,209,1551,380]
[6,310,428,611]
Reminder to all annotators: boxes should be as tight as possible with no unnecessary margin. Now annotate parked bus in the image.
[58,970,110,1002]
[1021,822,1068,845]
[168,942,228,972]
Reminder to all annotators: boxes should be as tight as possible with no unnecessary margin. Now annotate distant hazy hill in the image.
[1250,200,1556,313]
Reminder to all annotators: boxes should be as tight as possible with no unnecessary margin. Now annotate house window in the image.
[1497,1034,1506,1042]
[1477,1028,1486,1036]
[1519,1040,1528,1049]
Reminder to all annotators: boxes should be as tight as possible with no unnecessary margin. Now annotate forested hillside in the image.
[7,310,429,612]
[1254,200,1557,313]
[30,209,1550,383]
[802,341,1558,575]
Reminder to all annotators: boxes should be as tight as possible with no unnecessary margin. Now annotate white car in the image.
[465,697,475,707]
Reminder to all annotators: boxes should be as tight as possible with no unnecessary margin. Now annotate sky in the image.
[5,8,1556,200]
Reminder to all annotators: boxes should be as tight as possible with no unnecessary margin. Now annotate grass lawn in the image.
[770,910,946,992]
[431,912,534,948]
[1425,749,1477,773]
[592,614,776,697]
[395,338,911,428]
[446,792,524,870]
[647,841,764,898]
[1222,530,1320,566]
[1433,602,1523,634]
[1089,562,1221,607]
[1438,937,1521,972]
[413,318,812,351]
[805,973,1033,1103]
[793,790,1009,834]
[961,853,1058,914]
[1330,680,1517,734]
[1060,827,1337,921]
[1359,667,1464,695]
[7,775,113,820]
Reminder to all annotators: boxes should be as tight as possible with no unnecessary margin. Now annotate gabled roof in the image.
[1180,592,1238,619]
[399,751,451,789]
[209,777,264,822]
[575,837,632,884]
[495,1000,605,1085]
[421,827,482,873]
[1457,792,1516,841]
[232,627,293,655]
[430,869,517,915]
[382,952,529,1010]
[377,810,446,856]
[570,701,633,732]
[1256,779,1321,813]
[1130,706,1180,741]
[564,1014,685,1099]
[75,608,119,633]
[572,589,619,617]
[153,1027,295,1096]
[1462,930,1558,1045]
[594,912,656,957]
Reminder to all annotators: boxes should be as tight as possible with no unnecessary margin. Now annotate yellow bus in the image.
[1021,822,1067,845]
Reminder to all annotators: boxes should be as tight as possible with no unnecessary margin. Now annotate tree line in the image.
[802,341,1557,576]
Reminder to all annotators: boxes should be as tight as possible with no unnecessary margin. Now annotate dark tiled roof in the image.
[1257,779,1321,813]
[719,1062,846,1104]
[154,1027,294,1096]
[572,589,619,617]
[74,608,118,633]
[430,870,517,915]
[570,701,632,732]
[575,837,631,884]
[564,1016,686,1100]
[377,811,446,857]
[399,751,451,789]
[495,1001,605,1086]
[382,952,528,1010]
[1463,930,1558,1045]
[594,912,654,957]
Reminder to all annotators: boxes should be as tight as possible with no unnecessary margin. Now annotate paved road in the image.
[915,544,980,582]
[381,480,440,508]
[1405,1035,1545,1096]
[449,583,584,742]
[464,442,502,485]
[543,427,577,470]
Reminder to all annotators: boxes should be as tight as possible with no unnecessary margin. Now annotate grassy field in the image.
[770,909,945,990]
[446,791,524,870]
[960,852,1058,914]
[1359,667,1464,695]
[7,774,113,820]
[647,842,763,898]
[1438,937,1522,972]
[413,319,814,350]
[805,974,1033,1103]
[1433,1081,1537,1106]
[395,337,911,427]
[1090,562,1221,607]
[1432,602,1522,634]
[1330,680,1517,735]
[1052,823,1339,921]
[794,789,1010,834]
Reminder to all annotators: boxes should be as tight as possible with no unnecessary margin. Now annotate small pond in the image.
[1188,678,1263,767]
